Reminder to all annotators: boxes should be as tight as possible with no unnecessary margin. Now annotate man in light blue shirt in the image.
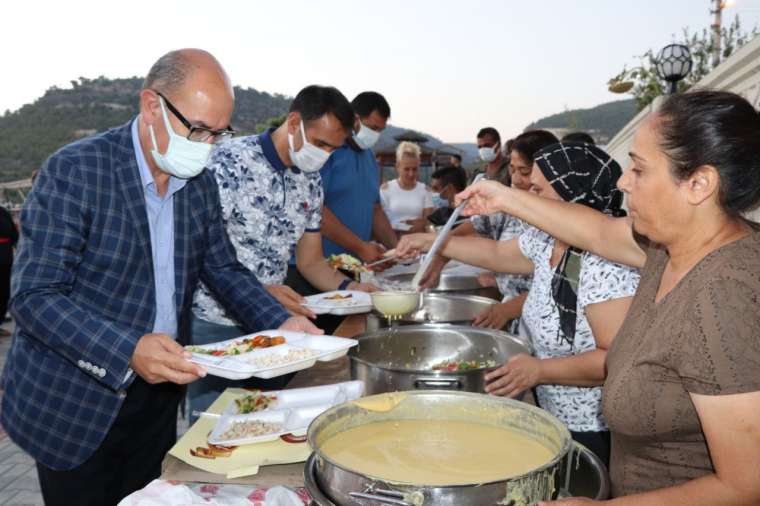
[132,118,184,337]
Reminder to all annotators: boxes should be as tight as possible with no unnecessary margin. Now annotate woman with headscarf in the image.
[396,142,640,465]
[458,91,760,505]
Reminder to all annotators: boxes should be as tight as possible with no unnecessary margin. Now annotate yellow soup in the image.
[320,419,554,486]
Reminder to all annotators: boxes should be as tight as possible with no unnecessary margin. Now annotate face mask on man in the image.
[431,184,451,208]
[353,121,381,150]
[149,96,214,179]
[478,144,499,163]
[431,192,450,209]
[288,120,331,173]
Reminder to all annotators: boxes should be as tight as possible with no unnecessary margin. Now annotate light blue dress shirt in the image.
[130,118,187,338]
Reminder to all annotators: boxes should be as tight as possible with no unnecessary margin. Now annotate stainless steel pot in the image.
[304,441,609,505]
[366,293,497,331]
[350,324,530,395]
[377,272,501,300]
[306,390,592,505]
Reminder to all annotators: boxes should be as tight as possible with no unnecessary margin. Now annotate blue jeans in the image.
[187,315,294,423]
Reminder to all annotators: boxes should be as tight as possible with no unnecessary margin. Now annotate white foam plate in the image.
[222,380,365,416]
[187,330,358,380]
[303,290,372,316]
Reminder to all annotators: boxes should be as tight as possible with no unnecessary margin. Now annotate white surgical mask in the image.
[288,120,331,173]
[431,192,449,209]
[478,144,499,163]
[148,97,213,179]
[353,121,381,150]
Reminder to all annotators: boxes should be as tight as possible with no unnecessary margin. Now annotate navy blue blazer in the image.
[0,121,289,470]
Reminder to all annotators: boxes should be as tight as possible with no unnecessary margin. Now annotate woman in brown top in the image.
[457,90,760,505]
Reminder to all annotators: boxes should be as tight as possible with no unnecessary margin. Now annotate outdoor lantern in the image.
[656,43,693,94]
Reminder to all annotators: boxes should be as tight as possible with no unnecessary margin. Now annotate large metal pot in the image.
[306,390,605,505]
[304,441,609,505]
[366,293,497,331]
[349,324,531,395]
[377,272,501,300]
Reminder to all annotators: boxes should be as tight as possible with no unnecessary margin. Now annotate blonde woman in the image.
[381,141,433,232]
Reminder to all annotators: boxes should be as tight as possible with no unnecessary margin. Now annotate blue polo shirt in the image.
[319,144,381,257]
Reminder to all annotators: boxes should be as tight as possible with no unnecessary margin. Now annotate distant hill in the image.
[525,99,637,144]
[0,76,291,182]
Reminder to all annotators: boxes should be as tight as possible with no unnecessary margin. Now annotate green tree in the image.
[608,16,759,110]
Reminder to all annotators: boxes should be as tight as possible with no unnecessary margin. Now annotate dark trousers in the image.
[571,429,611,469]
[284,265,344,335]
[36,378,181,506]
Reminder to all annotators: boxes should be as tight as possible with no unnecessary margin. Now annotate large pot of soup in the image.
[349,324,530,395]
[306,390,607,505]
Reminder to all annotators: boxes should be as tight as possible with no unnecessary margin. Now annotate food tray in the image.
[208,404,327,446]
[303,290,372,316]
[211,381,366,446]
[187,330,358,380]
[222,380,365,416]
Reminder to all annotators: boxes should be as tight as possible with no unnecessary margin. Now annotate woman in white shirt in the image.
[381,141,433,232]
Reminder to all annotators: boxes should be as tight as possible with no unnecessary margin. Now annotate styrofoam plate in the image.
[222,380,365,416]
[303,290,372,316]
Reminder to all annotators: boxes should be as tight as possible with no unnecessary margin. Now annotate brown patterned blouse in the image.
[603,227,760,497]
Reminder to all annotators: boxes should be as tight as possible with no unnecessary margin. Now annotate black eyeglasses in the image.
[154,91,235,143]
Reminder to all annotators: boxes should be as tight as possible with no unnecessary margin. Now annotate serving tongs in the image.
[410,174,485,288]
[364,249,398,269]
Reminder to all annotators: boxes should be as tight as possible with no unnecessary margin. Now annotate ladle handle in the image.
[414,378,463,390]
[349,490,415,506]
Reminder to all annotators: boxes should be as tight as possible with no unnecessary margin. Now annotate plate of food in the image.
[210,381,366,447]
[303,290,373,316]
[186,331,358,380]
[222,381,365,416]
[327,254,368,274]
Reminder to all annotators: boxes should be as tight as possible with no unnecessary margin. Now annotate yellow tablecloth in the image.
[168,388,311,479]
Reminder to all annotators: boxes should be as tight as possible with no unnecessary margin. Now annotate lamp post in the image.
[656,43,693,94]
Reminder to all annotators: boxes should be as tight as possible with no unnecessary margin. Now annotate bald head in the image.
[138,49,235,175]
[143,49,231,96]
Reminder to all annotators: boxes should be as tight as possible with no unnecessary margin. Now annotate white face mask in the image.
[431,192,449,209]
[353,121,381,150]
[148,97,213,179]
[288,120,331,173]
[478,144,499,163]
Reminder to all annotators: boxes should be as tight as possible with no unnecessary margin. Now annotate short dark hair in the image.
[352,91,391,120]
[451,153,462,162]
[289,85,355,132]
[657,90,760,218]
[432,166,467,192]
[511,130,559,162]
[477,127,501,143]
[562,132,596,145]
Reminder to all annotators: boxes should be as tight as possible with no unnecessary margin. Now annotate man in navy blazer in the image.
[0,49,320,505]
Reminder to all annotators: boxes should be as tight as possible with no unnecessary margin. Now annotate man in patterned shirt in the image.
[189,85,374,418]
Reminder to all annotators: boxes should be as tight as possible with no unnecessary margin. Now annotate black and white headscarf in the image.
[534,142,625,346]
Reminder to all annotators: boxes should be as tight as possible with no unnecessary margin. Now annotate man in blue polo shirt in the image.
[320,92,397,263]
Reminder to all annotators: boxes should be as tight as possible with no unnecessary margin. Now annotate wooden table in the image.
[160,314,367,487]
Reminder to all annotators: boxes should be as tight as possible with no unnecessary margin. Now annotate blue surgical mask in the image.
[431,191,450,209]
[353,121,381,150]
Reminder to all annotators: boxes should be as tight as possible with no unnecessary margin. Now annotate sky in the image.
[3,0,760,143]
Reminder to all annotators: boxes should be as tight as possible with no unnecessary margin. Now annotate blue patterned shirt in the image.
[192,129,323,326]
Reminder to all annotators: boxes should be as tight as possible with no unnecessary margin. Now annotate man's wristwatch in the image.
[338,279,352,291]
